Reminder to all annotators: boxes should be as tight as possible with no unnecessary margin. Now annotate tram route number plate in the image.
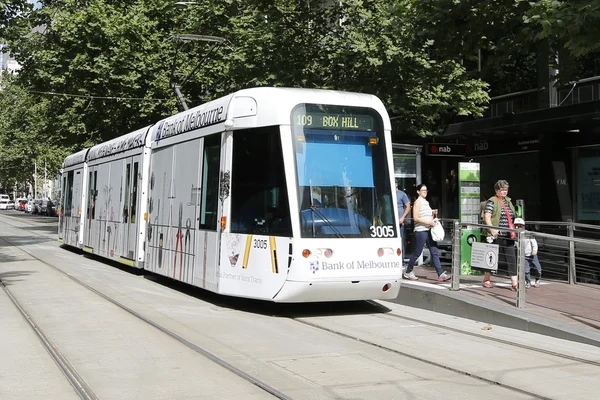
[470,242,499,271]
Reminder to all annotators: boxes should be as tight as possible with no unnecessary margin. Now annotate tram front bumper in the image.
[272,278,400,303]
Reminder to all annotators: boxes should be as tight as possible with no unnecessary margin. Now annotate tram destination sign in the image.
[294,111,374,131]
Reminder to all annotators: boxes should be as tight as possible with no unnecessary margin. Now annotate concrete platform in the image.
[2,212,600,399]
[393,265,600,347]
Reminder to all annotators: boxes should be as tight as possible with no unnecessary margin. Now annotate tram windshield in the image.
[292,104,396,238]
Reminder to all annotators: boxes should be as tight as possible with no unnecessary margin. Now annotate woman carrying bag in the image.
[482,180,518,290]
[403,184,451,282]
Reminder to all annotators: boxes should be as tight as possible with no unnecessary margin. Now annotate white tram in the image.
[58,88,403,302]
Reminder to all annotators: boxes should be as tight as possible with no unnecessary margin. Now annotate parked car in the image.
[17,198,26,211]
[33,199,42,214]
[0,198,15,210]
[40,199,55,216]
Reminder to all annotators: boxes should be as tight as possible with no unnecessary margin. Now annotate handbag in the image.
[496,196,516,239]
[431,219,445,242]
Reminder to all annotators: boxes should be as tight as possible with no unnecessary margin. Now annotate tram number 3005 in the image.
[253,239,268,249]
[370,226,395,238]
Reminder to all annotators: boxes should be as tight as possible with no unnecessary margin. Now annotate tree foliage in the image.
[0,75,63,189]
[179,0,490,136]
[0,0,30,40]
[527,0,600,58]
[17,0,600,184]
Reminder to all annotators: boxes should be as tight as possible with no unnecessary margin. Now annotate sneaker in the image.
[525,282,531,289]
[403,271,418,280]
[534,279,541,287]
[437,272,451,282]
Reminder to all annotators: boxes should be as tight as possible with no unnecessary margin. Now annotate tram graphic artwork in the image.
[58,88,403,302]
[100,183,113,254]
[227,234,240,267]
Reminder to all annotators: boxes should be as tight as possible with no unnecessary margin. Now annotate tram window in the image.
[124,163,131,223]
[92,170,97,219]
[87,171,93,219]
[230,126,292,236]
[65,171,74,217]
[292,104,396,238]
[131,162,138,224]
[199,134,221,230]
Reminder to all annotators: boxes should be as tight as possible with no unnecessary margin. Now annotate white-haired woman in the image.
[483,180,518,289]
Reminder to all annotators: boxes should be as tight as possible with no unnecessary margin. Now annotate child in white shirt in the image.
[515,218,542,288]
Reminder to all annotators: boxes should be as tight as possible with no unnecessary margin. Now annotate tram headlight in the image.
[377,248,394,257]
[312,248,334,258]
[302,249,311,258]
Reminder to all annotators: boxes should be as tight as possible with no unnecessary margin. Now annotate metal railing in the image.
[526,220,600,285]
[449,220,600,308]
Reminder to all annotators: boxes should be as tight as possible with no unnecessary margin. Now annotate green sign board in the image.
[458,162,481,275]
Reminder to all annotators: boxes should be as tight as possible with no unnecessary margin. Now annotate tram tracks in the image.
[290,317,551,400]
[0,278,98,400]
[0,221,292,400]
[289,303,600,400]
[3,214,599,399]
[367,302,600,367]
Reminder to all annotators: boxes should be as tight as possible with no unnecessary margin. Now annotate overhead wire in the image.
[27,90,171,102]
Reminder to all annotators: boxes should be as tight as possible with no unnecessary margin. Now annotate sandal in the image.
[483,280,493,288]
[511,285,518,291]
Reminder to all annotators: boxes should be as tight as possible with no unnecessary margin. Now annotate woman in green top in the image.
[482,180,518,290]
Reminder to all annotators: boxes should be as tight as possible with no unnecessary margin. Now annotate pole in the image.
[567,219,576,284]
[34,161,37,199]
[44,160,47,198]
[516,228,527,308]
[173,85,189,110]
[451,220,461,291]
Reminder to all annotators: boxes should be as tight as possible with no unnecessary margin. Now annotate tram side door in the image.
[123,156,141,261]
[196,134,223,291]
[84,166,98,249]
[72,169,85,247]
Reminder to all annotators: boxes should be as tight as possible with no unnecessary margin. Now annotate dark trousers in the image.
[496,237,517,276]
[399,224,405,257]
[406,230,443,276]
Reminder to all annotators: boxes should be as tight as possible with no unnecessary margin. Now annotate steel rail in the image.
[0,217,293,400]
[0,271,98,400]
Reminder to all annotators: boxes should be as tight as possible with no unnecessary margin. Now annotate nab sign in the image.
[426,143,465,157]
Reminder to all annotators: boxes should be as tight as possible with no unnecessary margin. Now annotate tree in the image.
[0,0,30,40]
[0,0,492,189]
[0,75,64,190]
[7,0,185,149]
[184,0,490,137]
[409,1,600,90]
[528,0,600,58]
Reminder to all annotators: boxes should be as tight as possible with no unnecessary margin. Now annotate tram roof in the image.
[87,126,151,162]
[62,148,89,168]
[150,87,391,144]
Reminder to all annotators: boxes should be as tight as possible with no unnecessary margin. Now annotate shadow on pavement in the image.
[143,273,392,318]
[0,270,37,286]
[0,235,55,248]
